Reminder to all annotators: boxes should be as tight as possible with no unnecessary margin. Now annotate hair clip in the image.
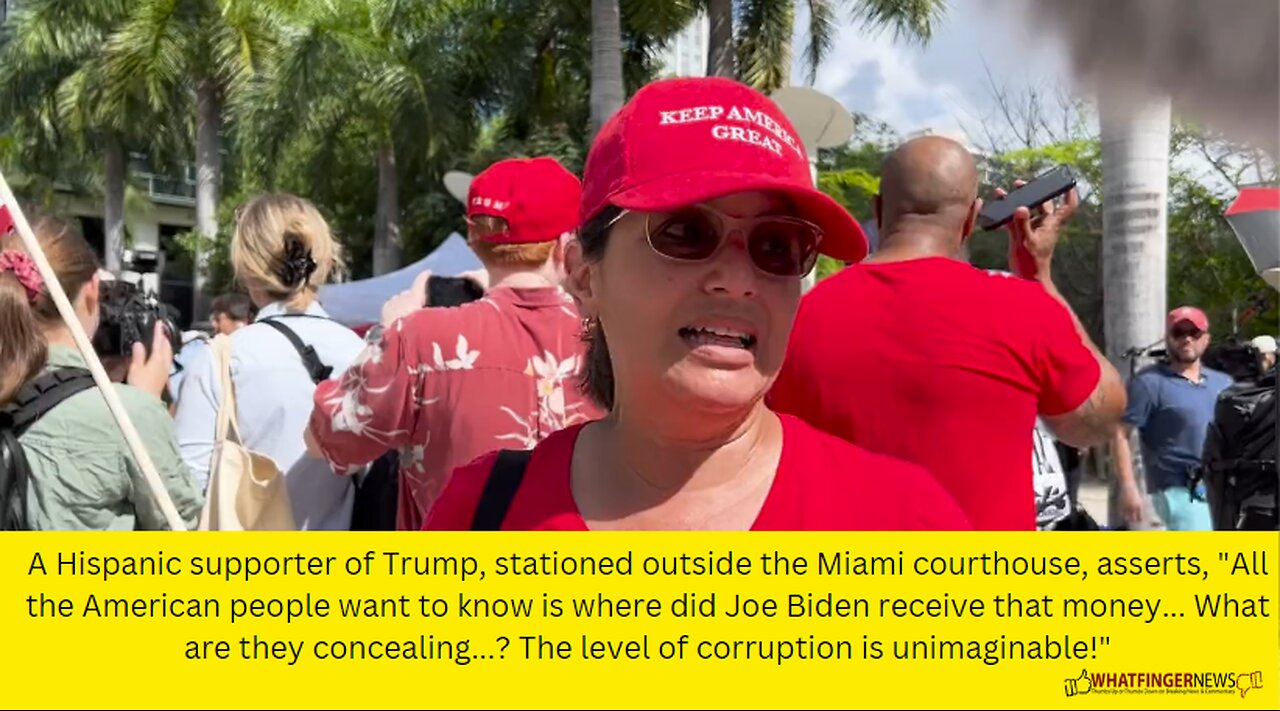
[279,233,317,287]
[0,250,45,304]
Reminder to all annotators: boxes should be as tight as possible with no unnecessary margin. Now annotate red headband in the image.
[0,250,45,305]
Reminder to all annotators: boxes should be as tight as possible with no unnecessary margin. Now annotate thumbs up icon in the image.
[1064,669,1093,697]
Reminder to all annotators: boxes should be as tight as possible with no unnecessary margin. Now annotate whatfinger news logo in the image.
[1064,669,1263,698]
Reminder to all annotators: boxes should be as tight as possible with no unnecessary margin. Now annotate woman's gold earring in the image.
[580,316,597,339]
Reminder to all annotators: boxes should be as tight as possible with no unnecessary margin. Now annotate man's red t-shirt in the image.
[767,257,1100,531]
[422,413,971,531]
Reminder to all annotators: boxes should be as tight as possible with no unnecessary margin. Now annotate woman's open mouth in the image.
[679,325,758,352]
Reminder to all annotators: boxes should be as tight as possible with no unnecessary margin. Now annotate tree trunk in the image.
[706,0,735,78]
[103,135,125,275]
[589,0,625,138]
[1100,91,1172,529]
[372,142,401,276]
[195,80,223,320]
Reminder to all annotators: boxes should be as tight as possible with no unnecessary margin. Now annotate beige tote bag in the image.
[198,334,297,531]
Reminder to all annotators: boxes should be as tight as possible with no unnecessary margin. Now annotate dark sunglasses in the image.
[610,205,824,278]
[1170,327,1204,339]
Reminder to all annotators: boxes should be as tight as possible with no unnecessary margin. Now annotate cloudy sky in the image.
[795,0,1078,146]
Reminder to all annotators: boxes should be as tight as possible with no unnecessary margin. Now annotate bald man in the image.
[769,137,1125,530]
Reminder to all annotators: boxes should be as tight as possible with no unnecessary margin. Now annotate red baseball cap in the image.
[579,76,868,262]
[1167,306,1209,332]
[467,157,582,244]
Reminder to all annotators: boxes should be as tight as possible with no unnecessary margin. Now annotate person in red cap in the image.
[1111,306,1233,531]
[306,156,604,530]
[421,77,970,531]
[767,136,1127,531]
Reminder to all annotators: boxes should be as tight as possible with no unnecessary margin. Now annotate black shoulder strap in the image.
[2,368,98,437]
[0,427,28,530]
[470,449,533,531]
[258,317,333,384]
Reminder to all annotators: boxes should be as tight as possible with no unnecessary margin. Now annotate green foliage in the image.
[990,139,1102,197]
[849,0,948,45]
[170,187,247,296]
[1167,174,1279,341]
[818,166,880,194]
[736,0,794,93]
[971,129,1277,346]
[817,168,879,209]
[0,0,183,185]
[727,0,945,93]
[814,254,845,280]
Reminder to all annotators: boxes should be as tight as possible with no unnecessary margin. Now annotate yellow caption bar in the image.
[2,532,1277,710]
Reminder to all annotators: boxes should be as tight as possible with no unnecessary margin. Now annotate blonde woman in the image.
[173,194,366,530]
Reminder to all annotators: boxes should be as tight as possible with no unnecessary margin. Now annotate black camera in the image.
[92,279,182,359]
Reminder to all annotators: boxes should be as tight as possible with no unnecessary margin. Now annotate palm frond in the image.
[103,0,190,115]
[209,0,282,106]
[622,0,699,38]
[737,0,794,94]
[803,0,837,85]
[847,0,947,45]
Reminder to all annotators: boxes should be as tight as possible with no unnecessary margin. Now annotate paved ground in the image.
[1077,476,1110,525]
[1075,474,1166,530]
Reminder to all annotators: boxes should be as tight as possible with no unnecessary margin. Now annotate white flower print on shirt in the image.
[496,351,591,448]
[426,334,479,371]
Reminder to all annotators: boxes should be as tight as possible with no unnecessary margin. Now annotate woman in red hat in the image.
[423,77,969,531]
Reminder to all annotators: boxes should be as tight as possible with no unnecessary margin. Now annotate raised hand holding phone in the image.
[995,177,1080,283]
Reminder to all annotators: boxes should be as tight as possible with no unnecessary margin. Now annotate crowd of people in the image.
[1,76,1272,533]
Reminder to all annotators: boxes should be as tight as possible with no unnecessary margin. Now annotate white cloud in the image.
[798,23,979,141]
[791,0,1076,148]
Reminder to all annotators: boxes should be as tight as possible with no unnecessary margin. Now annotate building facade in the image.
[656,12,709,79]
[50,156,200,326]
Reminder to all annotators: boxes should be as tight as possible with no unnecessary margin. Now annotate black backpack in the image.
[1196,368,1278,530]
[0,368,98,530]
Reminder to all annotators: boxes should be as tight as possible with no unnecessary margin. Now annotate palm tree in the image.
[1,2,121,272]
[468,0,695,174]
[707,0,735,77]
[590,0,625,138]
[1100,94,1172,371]
[588,0,700,137]
[0,0,180,274]
[1099,89,1173,528]
[706,0,947,93]
[245,0,484,276]
[104,0,278,309]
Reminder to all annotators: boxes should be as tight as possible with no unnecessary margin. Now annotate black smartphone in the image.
[427,275,484,308]
[978,165,1078,231]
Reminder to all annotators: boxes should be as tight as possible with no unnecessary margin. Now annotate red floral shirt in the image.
[309,286,604,530]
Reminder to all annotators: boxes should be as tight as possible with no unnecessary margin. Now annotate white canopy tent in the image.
[317,232,482,327]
